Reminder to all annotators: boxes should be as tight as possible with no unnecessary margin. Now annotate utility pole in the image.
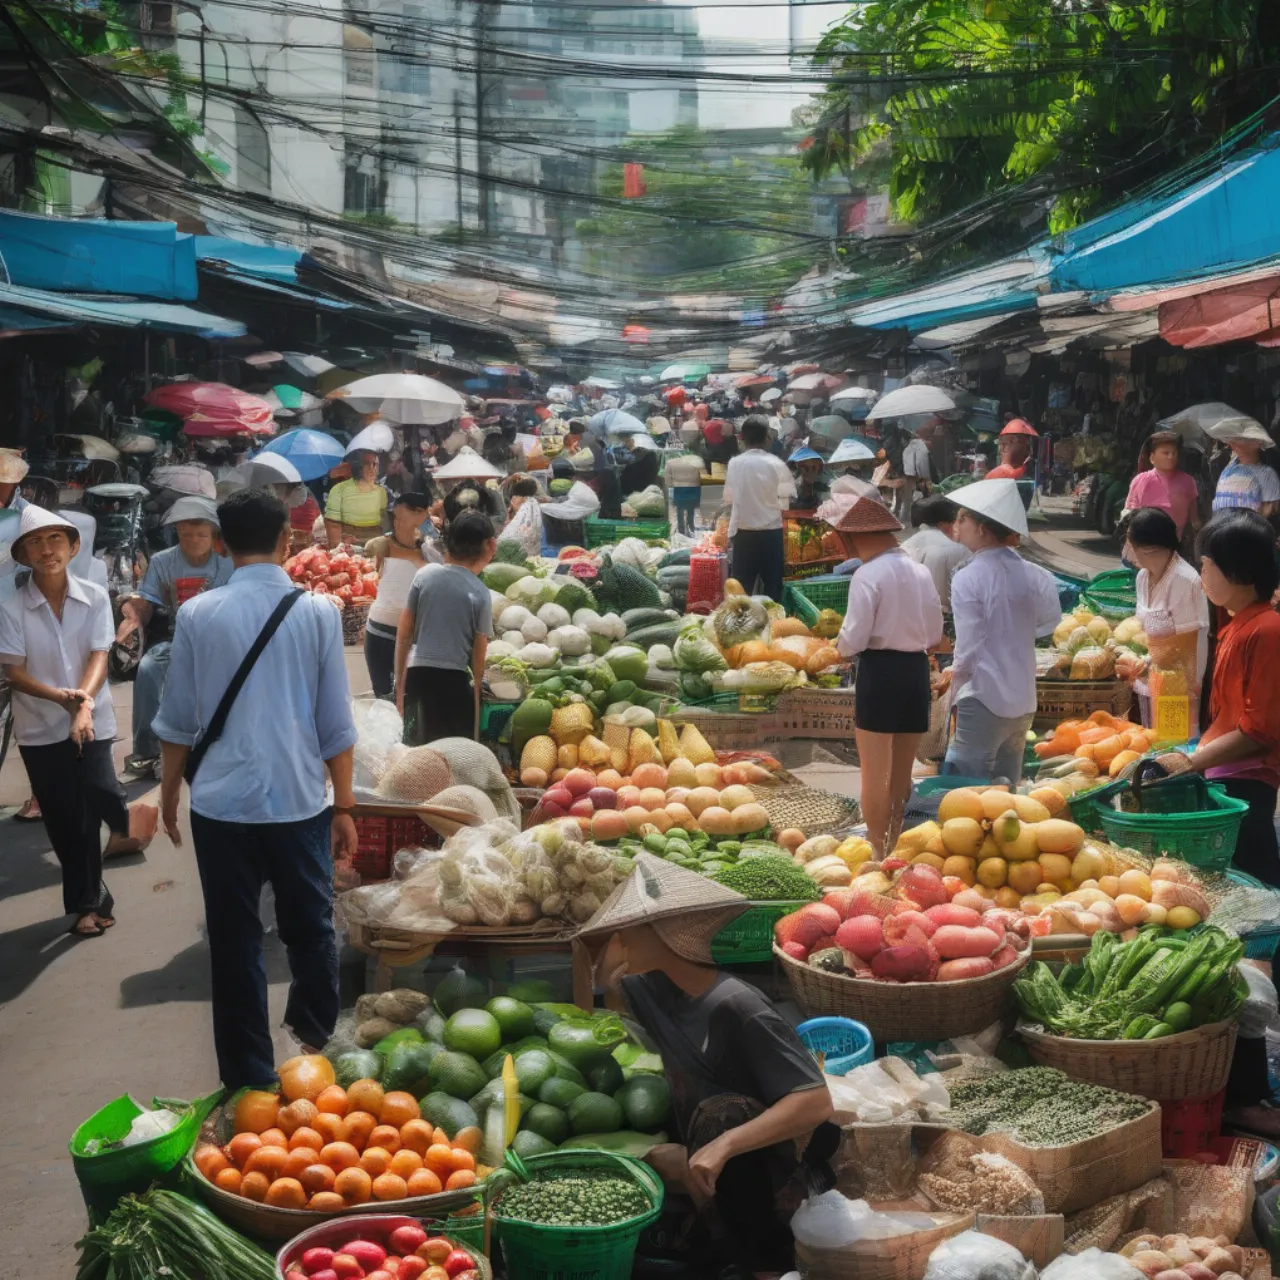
[474,0,488,235]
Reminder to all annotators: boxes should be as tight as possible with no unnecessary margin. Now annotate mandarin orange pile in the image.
[193,1073,481,1212]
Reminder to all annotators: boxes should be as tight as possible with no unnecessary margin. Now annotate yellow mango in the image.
[895,821,939,855]
[912,852,945,871]
[977,857,1008,888]
[1037,853,1073,884]
[1011,794,1052,824]
[938,789,985,824]
[940,817,985,858]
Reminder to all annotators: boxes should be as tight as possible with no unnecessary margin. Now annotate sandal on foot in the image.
[15,797,42,822]
[69,915,105,937]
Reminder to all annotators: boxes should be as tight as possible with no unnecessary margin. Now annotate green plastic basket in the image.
[783,574,850,627]
[1095,783,1250,871]
[70,1090,222,1215]
[710,901,809,965]
[492,1150,664,1280]
[1067,778,1127,839]
[480,701,518,740]
[584,517,670,547]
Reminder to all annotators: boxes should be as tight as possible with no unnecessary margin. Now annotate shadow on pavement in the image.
[0,816,64,898]
[0,916,84,1005]
[120,930,294,1007]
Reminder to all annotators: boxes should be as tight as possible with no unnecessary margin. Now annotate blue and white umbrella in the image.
[588,409,646,437]
[261,428,345,481]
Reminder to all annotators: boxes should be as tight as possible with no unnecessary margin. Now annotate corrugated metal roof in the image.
[0,282,245,338]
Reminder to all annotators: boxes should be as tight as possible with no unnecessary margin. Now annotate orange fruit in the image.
[258,1128,288,1150]
[431,1127,450,1148]
[389,1149,423,1178]
[288,1126,325,1153]
[277,1099,319,1136]
[399,1119,434,1155]
[424,1143,454,1177]
[371,1172,409,1202]
[453,1126,482,1154]
[233,1090,280,1135]
[380,1092,420,1127]
[334,1166,372,1205]
[315,1085,350,1117]
[300,1163,336,1194]
[265,1177,307,1208]
[193,1145,230,1181]
[283,1147,322,1180]
[360,1146,393,1177]
[343,1111,377,1151]
[312,1113,346,1145]
[448,1148,475,1173]
[244,1145,290,1181]
[226,1133,263,1170]
[446,1169,477,1190]
[308,1191,346,1212]
[240,1171,270,1202]
[368,1124,402,1154]
[214,1167,242,1194]
[406,1168,443,1197]
[346,1080,385,1116]
[320,1141,361,1172]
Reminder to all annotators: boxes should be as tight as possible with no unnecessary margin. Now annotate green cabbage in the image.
[673,624,729,674]
[601,645,648,685]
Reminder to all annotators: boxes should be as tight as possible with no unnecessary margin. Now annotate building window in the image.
[383,3,430,95]
[344,151,385,214]
[344,24,376,88]
[233,105,271,195]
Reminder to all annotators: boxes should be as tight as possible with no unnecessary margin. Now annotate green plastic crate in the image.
[481,701,518,740]
[783,574,850,626]
[1096,783,1250,871]
[710,901,809,964]
[584,516,670,547]
[493,1150,664,1280]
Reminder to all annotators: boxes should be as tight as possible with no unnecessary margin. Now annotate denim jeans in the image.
[190,808,338,1089]
[942,697,1033,784]
[132,640,171,759]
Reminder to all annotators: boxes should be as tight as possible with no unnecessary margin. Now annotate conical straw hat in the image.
[576,852,748,964]
[833,495,903,534]
[949,477,1028,536]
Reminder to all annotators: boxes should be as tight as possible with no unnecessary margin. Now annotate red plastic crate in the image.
[1160,1088,1225,1158]
[352,812,439,883]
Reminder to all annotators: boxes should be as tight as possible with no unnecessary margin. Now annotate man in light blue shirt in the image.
[154,489,358,1089]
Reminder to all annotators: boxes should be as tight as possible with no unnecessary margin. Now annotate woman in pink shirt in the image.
[1123,430,1201,539]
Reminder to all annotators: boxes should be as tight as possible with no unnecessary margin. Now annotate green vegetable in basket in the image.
[75,1189,276,1280]
[709,855,821,903]
[496,1171,651,1226]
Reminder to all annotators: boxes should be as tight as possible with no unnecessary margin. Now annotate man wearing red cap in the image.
[986,419,1038,480]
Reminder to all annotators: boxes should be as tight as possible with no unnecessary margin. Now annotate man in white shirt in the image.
[897,421,935,527]
[723,416,796,601]
[901,495,971,612]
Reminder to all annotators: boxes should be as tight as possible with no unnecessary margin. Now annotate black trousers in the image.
[20,738,127,916]
[363,626,396,700]
[402,666,476,746]
[1222,777,1280,1108]
[731,527,785,602]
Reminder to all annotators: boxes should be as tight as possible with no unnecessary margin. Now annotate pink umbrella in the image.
[145,382,275,428]
[183,412,276,439]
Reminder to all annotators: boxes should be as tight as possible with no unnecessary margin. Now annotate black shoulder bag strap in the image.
[184,589,304,784]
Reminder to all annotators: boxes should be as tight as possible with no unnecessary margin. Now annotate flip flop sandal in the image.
[14,797,42,822]
[69,917,105,937]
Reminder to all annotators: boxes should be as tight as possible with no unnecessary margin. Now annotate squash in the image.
[770,617,811,639]
[279,1054,336,1103]
[806,645,841,675]
[1109,749,1141,777]
[737,640,772,666]
[1091,734,1126,766]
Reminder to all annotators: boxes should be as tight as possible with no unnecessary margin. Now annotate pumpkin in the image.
[279,1055,335,1103]
[770,618,811,639]
[738,640,772,666]
[806,645,841,674]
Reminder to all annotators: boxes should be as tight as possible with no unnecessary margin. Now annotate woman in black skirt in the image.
[834,497,944,857]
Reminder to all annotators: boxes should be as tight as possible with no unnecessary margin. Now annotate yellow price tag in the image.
[1155,696,1190,746]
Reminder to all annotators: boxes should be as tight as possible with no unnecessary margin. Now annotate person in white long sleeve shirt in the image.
[724,417,795,600]
[942,479,1061,782]
[834,497,943,856]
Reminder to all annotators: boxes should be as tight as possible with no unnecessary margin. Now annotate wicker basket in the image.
[794,1213,972,1280]
[276,1215,493,1280]
[774,688,856,741]
[974,1214,1064,1268]
[1033,677,1133,732]
[342,598,372,646]
[669,705,778,751]
[773,945,1029,1042]
[1018,1017,1238,1101]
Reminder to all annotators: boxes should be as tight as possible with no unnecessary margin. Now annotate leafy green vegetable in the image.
[710,855,820,902]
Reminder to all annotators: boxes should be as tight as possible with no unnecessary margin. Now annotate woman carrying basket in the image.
[575,854,838,1275]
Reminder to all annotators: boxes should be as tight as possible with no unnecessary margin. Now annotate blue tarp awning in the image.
[0,283,245,338]
[846,256,1042,332]
[193,236,304,284]
[1048,138,1280,294]
[202,265,354,311]
[0,305,73,335]
[0,211,197,301]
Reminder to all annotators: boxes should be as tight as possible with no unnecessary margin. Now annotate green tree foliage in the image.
[576,125,824,298]
[803,0,1268,247]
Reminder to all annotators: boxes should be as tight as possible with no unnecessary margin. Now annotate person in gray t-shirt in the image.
[395,510,496,746]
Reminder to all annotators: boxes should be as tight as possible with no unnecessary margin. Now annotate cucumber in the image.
[622,607,671,632]
[625,622,684,650]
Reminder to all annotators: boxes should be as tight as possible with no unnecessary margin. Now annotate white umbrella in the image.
[150,464,217,500]
[244,452,303,487]
[432,446,503,480]
[866,385,956,420]
[829,386,879,406]
[346,420,397,454]
[759,388,782,404]
[1159,403,1265,445]
[328,373,464,425]
[58,433,120,461]
[828,438,877,465]
[588,409,646,436]
[787,372,844,393]
[582,376,620,390]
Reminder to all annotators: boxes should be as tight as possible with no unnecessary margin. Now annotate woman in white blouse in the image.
[1119,506,1210,735]
[835,497,944,857]
[942,479,1062,783]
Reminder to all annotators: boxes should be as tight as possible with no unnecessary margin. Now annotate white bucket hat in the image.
[949,477,1029,536]
[11,504,80,566]
[164,495,221,527]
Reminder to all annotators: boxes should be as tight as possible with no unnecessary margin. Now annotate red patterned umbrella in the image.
[145,382,274,429]
[183,412,276,439]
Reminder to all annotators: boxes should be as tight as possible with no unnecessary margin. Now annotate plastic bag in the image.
[790,1192,933,1249]
[826,1056,951,1124]
[121,1107,182,1148]
[922,1230,1036,1280]
[1238,961,1279,1038]
[550,480,601,520]
[1041,1248,1141,1279]
[833,1124,917,1201]
[352,696,405,789]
